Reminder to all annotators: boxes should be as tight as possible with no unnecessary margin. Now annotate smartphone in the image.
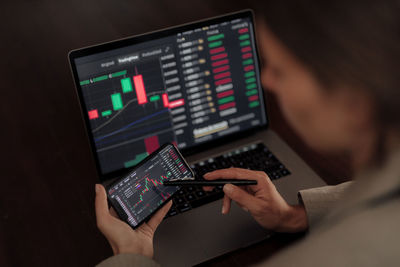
[106,143,194,229]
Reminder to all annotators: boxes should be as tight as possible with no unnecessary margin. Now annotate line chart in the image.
[94,108,169,142]
[92,90,165,133]
[95,121,171,147]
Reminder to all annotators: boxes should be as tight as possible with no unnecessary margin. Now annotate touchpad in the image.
[154,201,270,267]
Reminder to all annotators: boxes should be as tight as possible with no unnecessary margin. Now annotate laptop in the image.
[68,9,326,266]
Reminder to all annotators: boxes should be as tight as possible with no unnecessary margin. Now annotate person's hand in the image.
[95,184,172,257]
[204,168,308,232]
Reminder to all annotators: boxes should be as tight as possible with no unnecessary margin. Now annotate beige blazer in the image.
[97,149,400,267]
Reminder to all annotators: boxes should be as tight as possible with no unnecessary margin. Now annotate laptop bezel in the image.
[68,9,269,181]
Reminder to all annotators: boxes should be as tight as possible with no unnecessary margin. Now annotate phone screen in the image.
[106,143,193,228]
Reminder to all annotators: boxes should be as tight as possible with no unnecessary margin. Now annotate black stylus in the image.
[163,179,257,186]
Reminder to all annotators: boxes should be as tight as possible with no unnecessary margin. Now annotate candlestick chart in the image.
[107,144,193,227]
[81,59,177,174]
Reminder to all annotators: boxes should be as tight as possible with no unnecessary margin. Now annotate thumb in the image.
[223,184,260,212]
[95,184,110,230]
[146,200,173,232]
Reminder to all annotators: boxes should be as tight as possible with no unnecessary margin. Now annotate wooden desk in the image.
[0,1,351,266]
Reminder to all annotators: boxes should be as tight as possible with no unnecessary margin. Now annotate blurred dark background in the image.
[0,1,351,266]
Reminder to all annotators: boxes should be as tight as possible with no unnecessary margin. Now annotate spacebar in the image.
[190,191,224,208]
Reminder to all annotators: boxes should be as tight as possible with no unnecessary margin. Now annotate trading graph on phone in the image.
[107,145,193,227]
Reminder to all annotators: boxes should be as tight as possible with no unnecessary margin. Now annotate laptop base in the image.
[154,130,326,266]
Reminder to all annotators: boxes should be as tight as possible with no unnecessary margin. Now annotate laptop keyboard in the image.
[166,142,290,217]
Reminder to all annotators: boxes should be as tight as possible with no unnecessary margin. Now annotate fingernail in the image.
[95,184,100,193]
[221,205,226,214]
[223,184,233,194]
[203,172,210,178]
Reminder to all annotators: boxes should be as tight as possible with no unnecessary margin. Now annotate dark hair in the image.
[254,0,400,132]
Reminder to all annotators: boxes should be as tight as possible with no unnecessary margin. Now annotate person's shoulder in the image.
[310,196,400,265]
[260,196,400,267]
[96,254,160,267]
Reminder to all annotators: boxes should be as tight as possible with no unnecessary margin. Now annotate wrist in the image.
[278,204,308,233]
[114,242,153,258]
[116,248,153,259]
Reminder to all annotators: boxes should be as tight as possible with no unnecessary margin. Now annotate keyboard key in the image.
[187,186,195,192]
[178,189,185,195]
[186,194,195,201]
[177,203,191,213]
[195,190,205,198]
[174,197,185,205]
[167,208,178,217]
[270,171,281,180]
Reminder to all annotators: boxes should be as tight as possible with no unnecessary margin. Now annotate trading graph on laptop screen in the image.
[74,16,267,174]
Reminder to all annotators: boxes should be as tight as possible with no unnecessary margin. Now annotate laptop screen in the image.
[70,11,267,176]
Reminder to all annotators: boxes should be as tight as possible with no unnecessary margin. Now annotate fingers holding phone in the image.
[95,184,172,257]
[96,143,191,256]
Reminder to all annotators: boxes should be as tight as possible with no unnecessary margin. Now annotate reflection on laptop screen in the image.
[73,15,267,175]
